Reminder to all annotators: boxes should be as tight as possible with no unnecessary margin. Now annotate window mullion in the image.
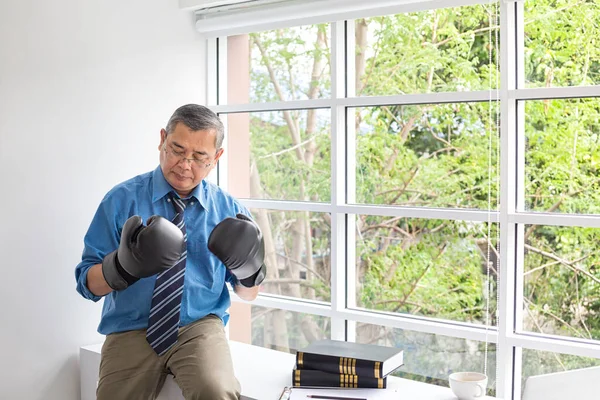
[330,20,348,342]
[498,1,520,399]
[345,19,358,343]
[512,1,527,396]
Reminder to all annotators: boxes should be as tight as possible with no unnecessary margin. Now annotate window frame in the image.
[206,1,600,399]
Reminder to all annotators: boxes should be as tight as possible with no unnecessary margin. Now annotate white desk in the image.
[80,340,499,400]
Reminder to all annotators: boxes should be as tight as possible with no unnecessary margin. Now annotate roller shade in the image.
[181,0,491,36]
[182,0,299,16]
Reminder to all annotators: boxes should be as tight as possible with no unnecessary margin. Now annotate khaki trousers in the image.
[97,314,241,400]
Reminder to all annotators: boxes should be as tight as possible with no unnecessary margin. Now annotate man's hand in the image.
[102,215,185,291]
[208,214,267,288]
[233,284,260,301]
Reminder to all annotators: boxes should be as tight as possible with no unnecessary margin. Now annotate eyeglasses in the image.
[163,144,214,169]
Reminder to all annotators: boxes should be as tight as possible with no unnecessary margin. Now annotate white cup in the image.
[449,372,488,400]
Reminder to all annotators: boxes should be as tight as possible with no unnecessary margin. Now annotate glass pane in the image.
[224,109,331,202]
[251,305,331,353]
[355,216,498,325]
[356,4,499,96]
[524,0,600,88]
[252,209,331,302]
[353,103,499,209]
[524,98,600,214]
[355,322,496,395]
[521,349,600,398]
[523,225,600,340]
[226,24,330,105]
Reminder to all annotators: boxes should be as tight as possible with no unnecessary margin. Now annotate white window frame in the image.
[206,1,600,399]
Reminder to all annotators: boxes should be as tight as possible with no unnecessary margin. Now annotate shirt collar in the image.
[151,166,208,210]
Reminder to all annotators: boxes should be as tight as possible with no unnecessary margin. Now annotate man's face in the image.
[158,122,223,198]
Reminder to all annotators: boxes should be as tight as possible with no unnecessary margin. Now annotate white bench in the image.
[80,340,500,399]
[80,340,296,400]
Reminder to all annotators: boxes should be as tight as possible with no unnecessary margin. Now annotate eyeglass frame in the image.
[161,142,217,169]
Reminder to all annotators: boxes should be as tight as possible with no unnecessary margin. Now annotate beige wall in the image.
[226,34,253,344]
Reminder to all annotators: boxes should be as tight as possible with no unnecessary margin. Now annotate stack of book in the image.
[292,339,404,389]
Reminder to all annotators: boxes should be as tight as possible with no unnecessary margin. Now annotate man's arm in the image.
[86,264,114,297]
[75,195,121,301]
[233,283,260,301]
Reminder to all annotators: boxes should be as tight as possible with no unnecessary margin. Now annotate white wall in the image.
[0,1,206,398]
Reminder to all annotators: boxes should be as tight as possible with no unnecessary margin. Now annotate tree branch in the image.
[524,244,600,284]
[254,36,305,162]
[257,133,322,160]
[277,253,327,284]
[361,223,412,238]
[393,244,448,312]
[524,298,586,339]
[434,25,499,47]
[524,254,591,277]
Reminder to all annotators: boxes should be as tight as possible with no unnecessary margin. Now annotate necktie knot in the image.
[169,193,188,214]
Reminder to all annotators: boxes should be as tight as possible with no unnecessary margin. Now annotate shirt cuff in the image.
[225,269,240,286]
[76,265,103,302]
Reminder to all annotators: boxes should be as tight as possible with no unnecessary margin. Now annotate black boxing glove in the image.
[102,215,185,291]
[208,213,267,288]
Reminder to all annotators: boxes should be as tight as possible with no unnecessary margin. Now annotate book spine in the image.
[292,369,386,389]
[296,352,384,378]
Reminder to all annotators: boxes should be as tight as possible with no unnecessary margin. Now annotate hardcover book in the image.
[295,339,403,379]
[292,368,387,388]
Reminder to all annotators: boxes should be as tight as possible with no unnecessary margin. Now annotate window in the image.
[524,0,600,88]
[524,98,600,214]
[356,323,497,395]
[250,305,331,353]
[225,25,330,105]
[356,4,499,96]
[209,1,600,399]
[523,224,600,340]
[353,102,499,208]
[249,209,332,301]
[355,216,498,325]
[222,110,331,202]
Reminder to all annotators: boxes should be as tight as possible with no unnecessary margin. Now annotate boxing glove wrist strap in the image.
[101,250,139,291]
[239,264,266,288]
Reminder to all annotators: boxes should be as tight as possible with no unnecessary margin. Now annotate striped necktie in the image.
[146,193,188,355]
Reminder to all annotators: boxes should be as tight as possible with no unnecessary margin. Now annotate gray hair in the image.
[165,104,225,149]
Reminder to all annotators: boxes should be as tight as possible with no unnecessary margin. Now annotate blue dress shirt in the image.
[75,166,249,335]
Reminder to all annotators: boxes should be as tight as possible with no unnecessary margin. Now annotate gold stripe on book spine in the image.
[347,357,352,374]
[294,370,301,387]
[339,373,343,387]
[354,374,358,388]
[339,357,343,374]
[378,378,383,389]
[297,352,303,368]
[374,361,381,379]
[352,358,356,375]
